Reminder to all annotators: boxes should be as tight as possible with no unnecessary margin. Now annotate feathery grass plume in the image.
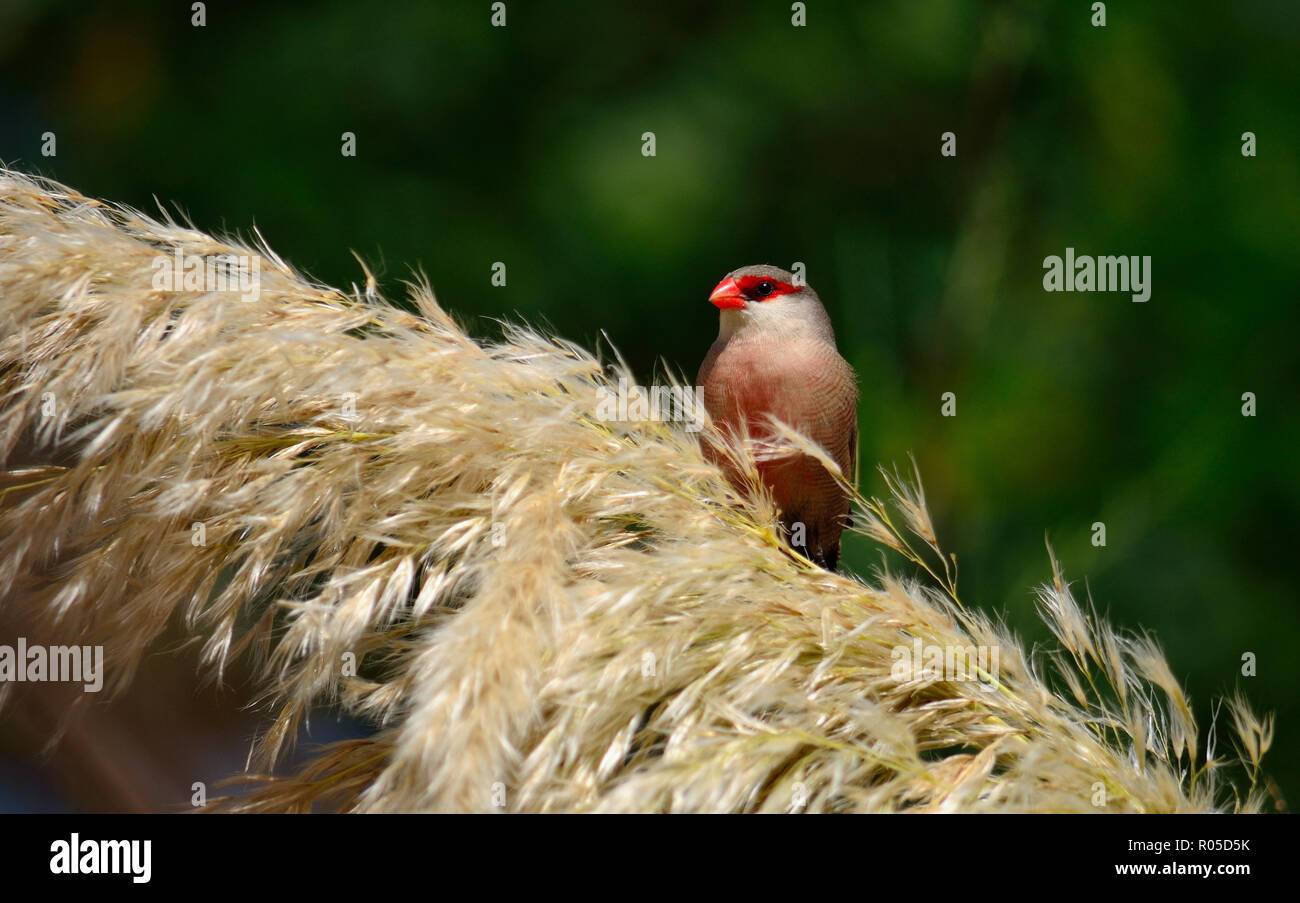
[0,167,1273,812]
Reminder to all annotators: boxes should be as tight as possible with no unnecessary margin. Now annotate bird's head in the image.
[707,264,834,342]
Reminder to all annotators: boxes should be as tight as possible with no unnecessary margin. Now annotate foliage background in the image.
[0,0,1294,810]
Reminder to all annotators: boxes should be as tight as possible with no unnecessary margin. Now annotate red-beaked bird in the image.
[697,265,858,569]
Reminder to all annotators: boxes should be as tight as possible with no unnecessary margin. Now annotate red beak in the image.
[708,276,745,310]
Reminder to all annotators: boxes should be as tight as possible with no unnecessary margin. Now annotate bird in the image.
[697,265,858,570]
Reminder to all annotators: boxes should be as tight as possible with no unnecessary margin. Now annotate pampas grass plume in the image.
[0,168,1273,813]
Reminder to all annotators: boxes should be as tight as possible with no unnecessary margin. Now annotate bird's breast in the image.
[699,335,857,446]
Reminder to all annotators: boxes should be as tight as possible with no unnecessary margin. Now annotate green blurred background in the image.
[0,0,1294,810]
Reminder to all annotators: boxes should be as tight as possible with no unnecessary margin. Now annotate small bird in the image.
[697,265,859,569]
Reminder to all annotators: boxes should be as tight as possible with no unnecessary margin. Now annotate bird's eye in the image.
[754,280,775,298]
